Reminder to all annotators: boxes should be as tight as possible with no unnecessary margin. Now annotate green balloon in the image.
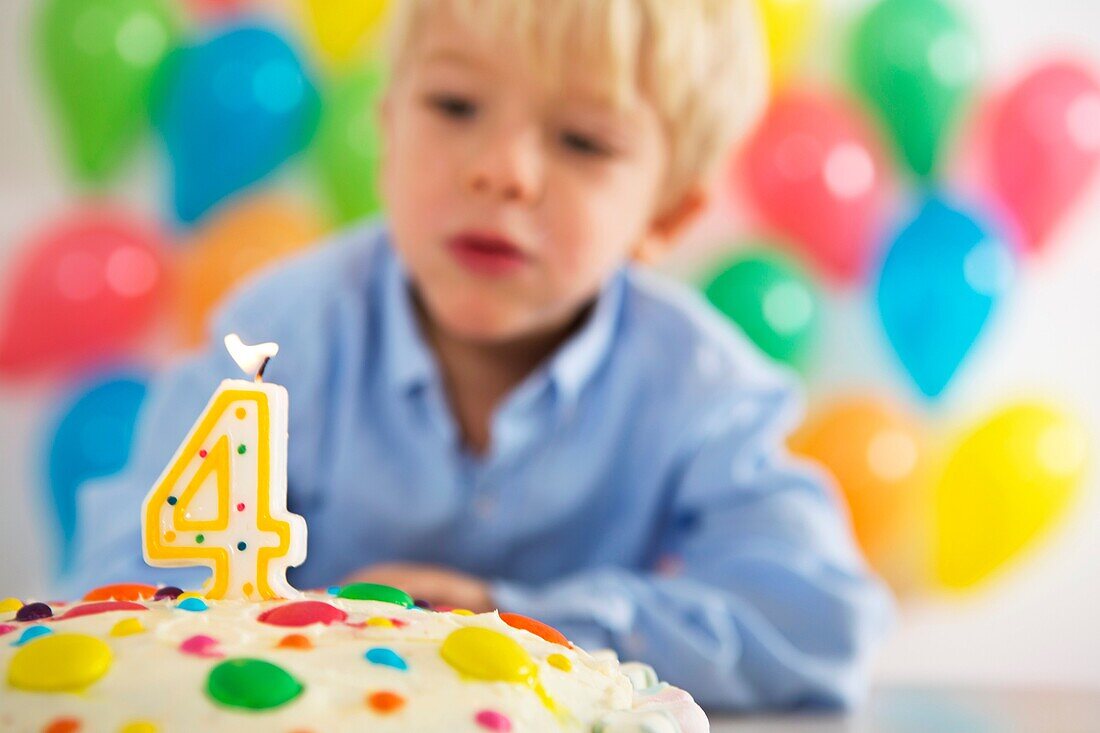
[850,0,978,178]
[702,247,820,368]
[36,0,180,183]
[314,66,387,224]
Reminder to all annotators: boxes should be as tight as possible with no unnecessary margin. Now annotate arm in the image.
[492,380,894,712]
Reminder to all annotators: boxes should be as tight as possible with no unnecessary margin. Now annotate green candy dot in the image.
[207,658,304,710]
[195,534,204,544]
[337,582,414,607]
[237,444,247,454]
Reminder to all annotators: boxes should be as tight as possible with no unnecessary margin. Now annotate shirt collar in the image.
[380,232,627,411]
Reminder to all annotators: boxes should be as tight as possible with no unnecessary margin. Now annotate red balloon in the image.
[739,90,889,283]
[0,208,169,377]
[989,60,1100,252]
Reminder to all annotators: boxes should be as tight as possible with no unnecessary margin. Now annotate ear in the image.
[632,186,709,264]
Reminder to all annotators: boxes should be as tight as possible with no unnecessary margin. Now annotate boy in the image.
[65,0,892,711]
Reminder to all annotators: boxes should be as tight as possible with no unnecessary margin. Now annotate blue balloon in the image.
[876,197,1016,399]
[46,373,148,572]
[152,25,320,223]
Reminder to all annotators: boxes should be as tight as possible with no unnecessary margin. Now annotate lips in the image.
[446,231,529,277]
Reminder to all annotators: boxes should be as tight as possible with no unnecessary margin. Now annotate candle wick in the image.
[255,356,271,383]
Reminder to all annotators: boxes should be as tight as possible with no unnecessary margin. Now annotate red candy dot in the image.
[199,449,207,458]
[236,503,245,512]
[475,710,512,731]
[257,601,348,627]
[82,583,157,602]
[44,718,82,733]
[57,601,148,620]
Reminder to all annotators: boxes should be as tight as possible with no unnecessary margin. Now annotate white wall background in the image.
[1,0,1097,691]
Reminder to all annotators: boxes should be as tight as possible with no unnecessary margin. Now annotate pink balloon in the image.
[739,90,889,284]
[0,208,169,377]
[989,60,1100,252]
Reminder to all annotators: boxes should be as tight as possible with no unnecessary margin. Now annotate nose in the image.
[464,127,543,204]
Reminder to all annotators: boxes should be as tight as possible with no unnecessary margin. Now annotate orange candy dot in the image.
[367,690,405,714]
[277,634,313,650]
[82,584,157,602]
[235,407,246,419]
[44,718,81,733]
[499,612,572,647]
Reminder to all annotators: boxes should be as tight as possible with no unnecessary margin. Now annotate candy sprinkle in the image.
[475,710,513,732]
[110,618,145,637]
[15,602,53,622]
[177,598,208,612]
[277,633,313,650]
[84,584,157,602]
[365,647,408,671]
[257,601,347,627]
[7,633,112,692]
[337,583,414,607]
[43,717,82,733]
[367,690,405,714]
[547,654,572,672]
[0,597,22,614]
[206,658,303,710]
[119,721,159,733]
[153,586,184,601]
[11,626,52,646]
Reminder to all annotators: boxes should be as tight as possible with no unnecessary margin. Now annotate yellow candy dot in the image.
[235,407,247,419]
[242,583,254,597]
[119,722,158,733]
[451,608,475,616]
[110,618,145,637]
[0,597,22,614]
[366,617,394,627]
[164,531,176,542]
[547,653,572,672]
[177,592,205,602]
[7,633,112,692]
[441,627,561,714]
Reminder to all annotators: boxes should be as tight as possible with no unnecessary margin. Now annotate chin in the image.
[425,294,534,344]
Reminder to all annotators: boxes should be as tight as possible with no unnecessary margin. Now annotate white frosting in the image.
[0,592,708,732]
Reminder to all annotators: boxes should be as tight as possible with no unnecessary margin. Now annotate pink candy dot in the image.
[0,624,16,637]
[57,601,148,620]
[179,634,223,658]
[475,710,512,731]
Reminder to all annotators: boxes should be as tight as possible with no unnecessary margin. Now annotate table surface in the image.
[708,687,1100,733]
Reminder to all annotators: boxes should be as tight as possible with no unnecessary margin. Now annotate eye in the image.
[561,130,612,157]
[427,93,478,120]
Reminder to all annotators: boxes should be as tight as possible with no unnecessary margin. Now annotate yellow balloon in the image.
[177,195,325,346]
[933,403,1087,590]
[757,0,819,84]
[304,0,390,65]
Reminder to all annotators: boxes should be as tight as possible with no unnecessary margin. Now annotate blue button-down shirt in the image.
[63,222,892,711]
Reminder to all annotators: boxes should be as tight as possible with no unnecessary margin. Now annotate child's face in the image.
[380,8,689,342]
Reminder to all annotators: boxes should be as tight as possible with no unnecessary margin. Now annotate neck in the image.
[412,291,594,454]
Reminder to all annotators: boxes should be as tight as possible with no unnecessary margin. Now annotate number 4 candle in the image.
[142,334,307,600]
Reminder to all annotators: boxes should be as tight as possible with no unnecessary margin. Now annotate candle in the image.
[142,334,307,600]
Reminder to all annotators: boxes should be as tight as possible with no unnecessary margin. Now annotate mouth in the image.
[445,230,530,277]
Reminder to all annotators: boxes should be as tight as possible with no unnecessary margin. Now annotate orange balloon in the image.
[790,396,933,588]
[177,196,324,345]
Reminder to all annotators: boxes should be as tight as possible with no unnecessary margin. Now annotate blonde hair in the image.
[383,0,768,212]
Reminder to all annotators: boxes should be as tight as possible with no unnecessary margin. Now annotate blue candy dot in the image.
[167,496,178,505]
[177,597,208,612]
[326,585,341,596]
[237,541,247,551]
[365,646,408,671]
[12,625,52,646]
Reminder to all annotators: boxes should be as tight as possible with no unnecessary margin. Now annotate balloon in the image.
[988,60,1100,251]
[178,195,324,344]
[0,209,169,377]
[182,0,246,17]
[314,66,387,224]
[850,0,979,178]
[790,396,932,589]
[47,372,148,572]
[876,196,1014,399]
[151,25,321,224]
[740,90,889,284]
[35,0,180,183]
[702,245,820,368]
[303,0,390,65]
[757,0,818,84]
[934,403,1086,590]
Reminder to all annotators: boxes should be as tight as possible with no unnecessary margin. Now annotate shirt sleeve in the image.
[491,377,895,712]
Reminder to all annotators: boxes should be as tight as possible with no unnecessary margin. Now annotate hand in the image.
[343,562,496,613]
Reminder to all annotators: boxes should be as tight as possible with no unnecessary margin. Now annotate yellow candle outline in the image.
[143,389,294,599]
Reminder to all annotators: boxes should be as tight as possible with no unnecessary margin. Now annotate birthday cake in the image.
[0,583,709,732]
